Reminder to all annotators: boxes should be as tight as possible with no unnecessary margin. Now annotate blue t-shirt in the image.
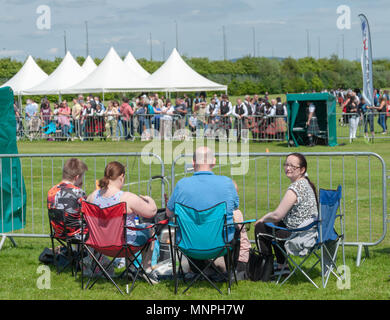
[167,171,239,241]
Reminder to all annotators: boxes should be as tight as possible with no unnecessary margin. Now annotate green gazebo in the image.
[286,92,337,147]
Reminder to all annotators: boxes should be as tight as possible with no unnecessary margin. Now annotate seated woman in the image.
[254,152,319,278]
[86,161,158,283]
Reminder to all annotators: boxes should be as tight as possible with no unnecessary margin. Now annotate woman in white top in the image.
[254,153,319,277]
[160,100,175,140]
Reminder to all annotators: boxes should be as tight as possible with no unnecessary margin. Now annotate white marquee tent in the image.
[63,47,150,94]
[124,51,150,79]
[1,55,49,95]
[82,56,97,75]
[146,48,227,93]
[23,51,88,95]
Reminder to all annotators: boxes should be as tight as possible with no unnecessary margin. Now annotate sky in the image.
[0,0,389,62]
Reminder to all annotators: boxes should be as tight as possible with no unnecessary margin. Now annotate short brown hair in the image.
[62,158,88,181]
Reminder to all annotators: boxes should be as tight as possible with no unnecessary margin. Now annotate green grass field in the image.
[1,137,390,300]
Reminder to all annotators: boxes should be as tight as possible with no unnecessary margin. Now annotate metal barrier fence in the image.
[0,153,166,248]
[16,114,288,143]
[171,152,387,266]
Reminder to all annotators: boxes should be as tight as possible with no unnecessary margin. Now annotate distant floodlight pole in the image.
[175,20,179,51]
[306,29,310,57]
[252,27,256,57]
[342,34,345,59]
[318,36,321,59]
[222,25,227,60]
[85,21,89,57]
[64,30,67,54]
[162,41,166,60]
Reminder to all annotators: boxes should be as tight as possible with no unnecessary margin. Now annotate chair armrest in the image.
[228,219,256,226]
[168,222,178,228]
[265,220,318,233]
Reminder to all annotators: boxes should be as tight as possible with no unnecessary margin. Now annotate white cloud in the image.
[0,49,24,56]
[48,47,59,54]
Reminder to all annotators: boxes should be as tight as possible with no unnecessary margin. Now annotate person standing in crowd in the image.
[120,97,135,141]
[95,103,105,140]
[14,100,23,139]
[275,97,288,140]
[104,101,118,141]
[25,98,39,139]
[206,97,220,137]
[195,97,207,137]
[253,97,265,142]
[306,101,319,147]
[343,92,360,143]
[112,100,123,140]
[375,96,387,135]
[160,99,175,140]
[219,94,233,139]
[72,98,83,140]
[243,95,254,140]
[82,101,95,141]
[232,98,248,143]
[151,101,162,137]
[40,98,52,128]
[58,102,72,141]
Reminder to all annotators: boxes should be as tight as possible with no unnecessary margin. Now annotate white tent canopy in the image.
[82,56,97,75]
[62,47,150,94]
[146,48,227,92]
[24,51,87,95]
[1,55,49,95]
[124,51,150,79]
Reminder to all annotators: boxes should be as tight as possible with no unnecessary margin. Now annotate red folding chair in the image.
[80,200,168,295]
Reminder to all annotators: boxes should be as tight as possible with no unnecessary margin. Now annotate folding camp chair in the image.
[258,185,345,288]
[80,201,168,295]
[48,208,84,277]
[168,202,255,294]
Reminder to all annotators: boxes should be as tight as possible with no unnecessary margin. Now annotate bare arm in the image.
[122,192,157,218]
[255,189,297,225]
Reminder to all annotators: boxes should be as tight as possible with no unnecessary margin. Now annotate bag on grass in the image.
[39,246,71,269]
[82,250,114,278]
[246,248,274,282]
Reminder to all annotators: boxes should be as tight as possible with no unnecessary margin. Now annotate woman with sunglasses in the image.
[254,152,318,279]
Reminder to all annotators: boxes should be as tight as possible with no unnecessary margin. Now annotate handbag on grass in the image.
[246,248,274,282]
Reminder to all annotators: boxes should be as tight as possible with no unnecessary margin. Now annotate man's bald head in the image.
[193,146,216,171]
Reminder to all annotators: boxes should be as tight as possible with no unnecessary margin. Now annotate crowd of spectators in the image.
[14,92,289,142]
[14,88,390,143]
[335,88,390,142]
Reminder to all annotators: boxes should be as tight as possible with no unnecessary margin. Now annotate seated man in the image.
[47,158,88,240]
[166,146,240,277]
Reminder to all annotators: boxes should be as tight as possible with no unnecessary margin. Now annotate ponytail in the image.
[98,161,126,190]
[98,176,110,190]
[305,176,319,209]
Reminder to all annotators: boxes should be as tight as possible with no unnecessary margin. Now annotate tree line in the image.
[1,54,390,101]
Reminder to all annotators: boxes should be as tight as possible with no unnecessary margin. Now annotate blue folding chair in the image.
[259,185,345,288]
[168,202,255,294]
